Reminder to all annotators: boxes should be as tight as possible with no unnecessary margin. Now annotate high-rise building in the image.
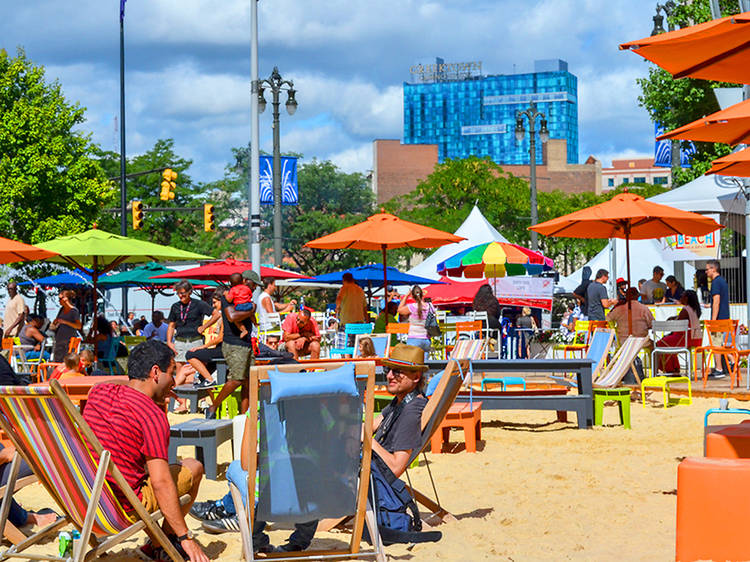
[403,58,578,165]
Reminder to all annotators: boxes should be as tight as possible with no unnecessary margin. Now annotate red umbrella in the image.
[149,258,309,282]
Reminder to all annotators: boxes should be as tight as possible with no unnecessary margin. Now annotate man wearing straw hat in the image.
[373,344,429,478]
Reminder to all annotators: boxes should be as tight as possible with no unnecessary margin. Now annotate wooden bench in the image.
[430,401,482,453]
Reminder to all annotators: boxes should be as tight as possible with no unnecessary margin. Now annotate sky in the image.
[1,0,663,185]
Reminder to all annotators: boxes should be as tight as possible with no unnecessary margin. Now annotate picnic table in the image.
[425,358,594,429]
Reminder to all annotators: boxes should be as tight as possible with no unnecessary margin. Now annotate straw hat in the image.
[381,344,428,372]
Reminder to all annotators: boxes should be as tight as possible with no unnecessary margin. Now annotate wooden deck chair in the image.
[403,359,469,525]
[235,361,384,561]
[0,380,189,562]
[0,468,37,546]
[593,336,649,388]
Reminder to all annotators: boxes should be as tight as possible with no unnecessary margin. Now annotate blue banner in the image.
[120,0,127,22]
[654,122,696,168]
[259,156,299,205]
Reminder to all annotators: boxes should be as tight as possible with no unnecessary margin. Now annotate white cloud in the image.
[328,144,373,174]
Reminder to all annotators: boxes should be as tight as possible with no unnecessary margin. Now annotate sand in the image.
[12,394,735,561]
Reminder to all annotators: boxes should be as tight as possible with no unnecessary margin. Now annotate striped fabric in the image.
[593,337,648,388]
[450,339,485,361]
[0,385,135,536]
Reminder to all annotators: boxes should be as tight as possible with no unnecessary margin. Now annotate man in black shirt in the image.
[372,344,428,478]
[205,271,260,419]
[166,280,213,370]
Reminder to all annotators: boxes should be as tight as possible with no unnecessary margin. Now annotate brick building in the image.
[601,158,671,191]
[372,138,601,204]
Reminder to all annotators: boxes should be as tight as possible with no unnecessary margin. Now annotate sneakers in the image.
[708,369,727,379]
[189,500,232,522]
[204,407,217,420]
[202,515,240,534]
[193,377,214,388]
[277,542,306,552]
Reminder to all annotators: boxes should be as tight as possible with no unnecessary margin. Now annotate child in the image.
[79,349,95,375]
[225,272,255,338]
[358,336,376,358]
[58,353,85,382]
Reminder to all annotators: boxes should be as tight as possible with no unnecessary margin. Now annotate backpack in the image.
[367,457,441,545]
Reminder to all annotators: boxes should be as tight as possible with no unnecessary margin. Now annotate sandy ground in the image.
[11,393,738,561]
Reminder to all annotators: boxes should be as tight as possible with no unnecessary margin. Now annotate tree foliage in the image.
[0,48,114,244]
[635,0,740,186]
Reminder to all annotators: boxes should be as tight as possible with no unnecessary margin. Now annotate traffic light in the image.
[132,200,144,230]
[160,168,177,201]
[203,203,215,232]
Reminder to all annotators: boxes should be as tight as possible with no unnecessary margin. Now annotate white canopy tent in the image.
[406,205,509,280]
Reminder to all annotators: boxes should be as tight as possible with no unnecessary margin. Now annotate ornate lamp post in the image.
[258,67,298,266]
[515,102,549,252]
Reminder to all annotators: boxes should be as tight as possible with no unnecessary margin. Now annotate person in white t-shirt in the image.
[254,279,296,346]
[2,282,26,338]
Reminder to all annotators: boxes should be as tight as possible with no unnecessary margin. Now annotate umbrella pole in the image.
[382,245,388,313]
[625,227,633,336]
[92,257,98,338]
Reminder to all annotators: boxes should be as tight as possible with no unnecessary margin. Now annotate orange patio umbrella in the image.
[529,193,723,287]
[656,98,750,146]
[0,236,59,265]
[619,12,750,83]
[304,210,465,293]
[706,146,750,176]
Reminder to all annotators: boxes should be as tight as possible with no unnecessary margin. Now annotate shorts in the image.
[140,463,194,512]
[234,302,255,312]
[222,342,254,382]
[173,339,203,362]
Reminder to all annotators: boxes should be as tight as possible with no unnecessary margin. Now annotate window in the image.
[654,176,668,185]
[607,178,614,187]
[633,176,646,184]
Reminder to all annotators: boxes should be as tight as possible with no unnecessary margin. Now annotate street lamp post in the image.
[258,67,297,267]
[515,102,549,252]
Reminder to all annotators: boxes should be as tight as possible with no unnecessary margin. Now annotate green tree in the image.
[0,48,115,243]
[635,0,739,186]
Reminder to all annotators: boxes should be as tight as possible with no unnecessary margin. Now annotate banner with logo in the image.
[660,213,721,260]
[259,155,299,205]
[490,277,555,311]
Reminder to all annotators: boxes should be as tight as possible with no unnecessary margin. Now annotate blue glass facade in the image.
[403,60,578,165]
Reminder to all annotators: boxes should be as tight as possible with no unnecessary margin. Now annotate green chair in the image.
[594,388,631,429]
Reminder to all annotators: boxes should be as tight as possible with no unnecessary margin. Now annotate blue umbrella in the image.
[300,264,443,287]
[19,271,95,287]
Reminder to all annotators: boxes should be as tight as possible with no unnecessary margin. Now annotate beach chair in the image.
[547,328,615,388]
[593,336,648,388]
[233,361,384,561]
[0,380,189,562]
[330,323,373,357]
[0,468,37,546]
[353,333,389,358]
[404,359,469,524]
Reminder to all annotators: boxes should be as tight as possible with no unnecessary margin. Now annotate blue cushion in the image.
[268,363,358,403]
[425,369,445,397]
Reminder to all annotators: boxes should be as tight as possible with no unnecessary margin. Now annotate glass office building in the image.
[403,59,578,165]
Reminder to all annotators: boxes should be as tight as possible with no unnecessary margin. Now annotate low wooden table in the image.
[431,401,483,453]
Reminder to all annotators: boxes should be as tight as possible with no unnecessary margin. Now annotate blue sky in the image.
[2,0,662,184]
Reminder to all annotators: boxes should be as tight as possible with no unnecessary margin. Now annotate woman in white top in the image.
[254,279,296,331]
[397,285,433,353]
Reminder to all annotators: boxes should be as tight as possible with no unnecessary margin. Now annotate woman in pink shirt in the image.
[397,285,433,354]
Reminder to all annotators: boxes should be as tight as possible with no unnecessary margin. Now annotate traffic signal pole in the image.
[119,3,128,316]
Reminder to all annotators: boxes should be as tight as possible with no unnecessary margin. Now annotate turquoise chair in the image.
[330,323,372,357]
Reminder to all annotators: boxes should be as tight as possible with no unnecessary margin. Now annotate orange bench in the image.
[677,457,750,561]
[706,424,750,459]
[430,401,482,453]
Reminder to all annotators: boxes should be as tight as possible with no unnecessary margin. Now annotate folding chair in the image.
[696,319,740,388]
[547,329,615,388]
[330,323,373,357]
[0,466,37,546]
[353,334,389,358]
[0,380,189,561]
[234,361,384,561]
[259,312,282,344]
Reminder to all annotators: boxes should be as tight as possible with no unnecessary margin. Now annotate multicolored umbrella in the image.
[437,242,553,278]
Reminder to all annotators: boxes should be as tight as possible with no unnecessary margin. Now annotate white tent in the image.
[558,174,742,292]
[407,205,509,280]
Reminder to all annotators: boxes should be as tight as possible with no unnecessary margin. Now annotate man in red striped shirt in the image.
[84,340,208,562]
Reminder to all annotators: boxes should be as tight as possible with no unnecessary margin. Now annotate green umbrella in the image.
[36,229,213,326]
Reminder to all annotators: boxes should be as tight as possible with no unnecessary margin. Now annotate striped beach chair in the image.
[0,380,187,561]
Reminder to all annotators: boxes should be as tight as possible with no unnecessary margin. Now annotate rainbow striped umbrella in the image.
[436,241,553,278]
